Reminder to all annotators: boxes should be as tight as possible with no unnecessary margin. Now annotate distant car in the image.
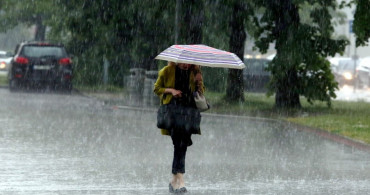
[0,51,13,71]
[243,58,271,92]
[334,59,357,87]
[8,41,73,92]
[356,58,370,88]
[333,59,370,88]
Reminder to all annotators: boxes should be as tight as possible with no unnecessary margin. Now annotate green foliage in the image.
[0,0,54,40]
[353,0,370,46]
[0,0,252,94]
[48,0,176,86]
[202,0,254,99]
[72,48,104,86]
[0,0,49,27]
[202,67,228,92]
[177,0,204,44]
[253,0,348,108]
[339,0,370,46]
[186,0,230,92]
[0,0,180,86]
[1,0,360,103]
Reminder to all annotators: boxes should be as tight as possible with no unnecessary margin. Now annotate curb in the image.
[113,104,370,152]
[285,121,370,152]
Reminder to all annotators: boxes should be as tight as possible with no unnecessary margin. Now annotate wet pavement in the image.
[335,85,370,102]
[0,88,369,194]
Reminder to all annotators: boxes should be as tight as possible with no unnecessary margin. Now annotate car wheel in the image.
[355,78,364,89]
[63,82,72,93]
[9,79,19,92]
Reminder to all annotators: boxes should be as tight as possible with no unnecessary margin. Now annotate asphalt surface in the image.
[335,85,370,102]
[0,88,369,194]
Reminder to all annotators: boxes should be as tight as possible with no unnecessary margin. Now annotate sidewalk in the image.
[81,91,131,106]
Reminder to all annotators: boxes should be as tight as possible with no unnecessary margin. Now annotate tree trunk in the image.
[34,14,46,41]
[272,0,301,108]
[181,0,203,44]
[275,69,301,108]
[226,2,246,102]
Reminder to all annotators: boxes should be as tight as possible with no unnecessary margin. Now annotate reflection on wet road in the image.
[0,89,369,194]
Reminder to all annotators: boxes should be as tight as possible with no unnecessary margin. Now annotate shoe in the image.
[169,183,175,193]
[174,187,187,194]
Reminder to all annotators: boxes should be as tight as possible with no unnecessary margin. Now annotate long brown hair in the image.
[169,62,202,76]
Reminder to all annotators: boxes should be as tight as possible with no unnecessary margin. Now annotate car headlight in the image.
[343,72,353,80]
[0,62,6,69]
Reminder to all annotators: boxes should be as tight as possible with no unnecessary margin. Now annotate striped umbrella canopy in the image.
[155,45,245,69]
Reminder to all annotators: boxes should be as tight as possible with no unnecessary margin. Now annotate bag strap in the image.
[161,93,167,105]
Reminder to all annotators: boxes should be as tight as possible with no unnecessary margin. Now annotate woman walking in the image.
[154,61,204,194]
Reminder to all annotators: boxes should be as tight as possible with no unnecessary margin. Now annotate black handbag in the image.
[157,103,201,133]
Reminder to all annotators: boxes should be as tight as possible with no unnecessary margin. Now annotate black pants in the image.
[171,129,192,175]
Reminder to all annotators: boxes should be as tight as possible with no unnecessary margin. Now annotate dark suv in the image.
[8,41,73,92]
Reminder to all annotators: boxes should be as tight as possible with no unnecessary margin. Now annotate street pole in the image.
[349,19,357,93]
[103,56,109,86]
[353,46,357,93]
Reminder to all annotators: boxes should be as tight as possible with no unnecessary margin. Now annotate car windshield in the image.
[338,61,355,71]
[0,53,7,58]
[21,45,66,58]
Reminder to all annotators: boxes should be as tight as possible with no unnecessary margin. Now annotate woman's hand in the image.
[171,89,182,98]
[165,88,182,98]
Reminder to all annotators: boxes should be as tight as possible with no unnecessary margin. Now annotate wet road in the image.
[335,85,370,102]
[0,88,369,194]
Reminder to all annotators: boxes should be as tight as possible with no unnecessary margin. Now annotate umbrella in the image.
[155,44,245,69]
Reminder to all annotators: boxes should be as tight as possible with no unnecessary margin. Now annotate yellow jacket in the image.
[153,63,204,135]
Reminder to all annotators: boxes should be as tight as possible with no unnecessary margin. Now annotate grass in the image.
[205,91,277,117]
[0,73,7,87]
[286,101,370,144]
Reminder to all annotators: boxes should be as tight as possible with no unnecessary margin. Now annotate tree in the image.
[226,1,248,102]
[129,0,176,71]
[0,0,54,41]
[352,0,370,46]
[202,0,252,101]
[253,0,347,108]
[47,0,176,85]
[177,0,204,44]
[201,0,230,92]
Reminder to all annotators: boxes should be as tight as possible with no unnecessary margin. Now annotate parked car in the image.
[334,59,357,87]
[243,58,271,92]
[333,59,370,88]
[356,58,370,88]
[8,41,73,92]
[0,50,13,71]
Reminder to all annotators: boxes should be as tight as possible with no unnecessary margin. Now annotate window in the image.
[21,46,66,58]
